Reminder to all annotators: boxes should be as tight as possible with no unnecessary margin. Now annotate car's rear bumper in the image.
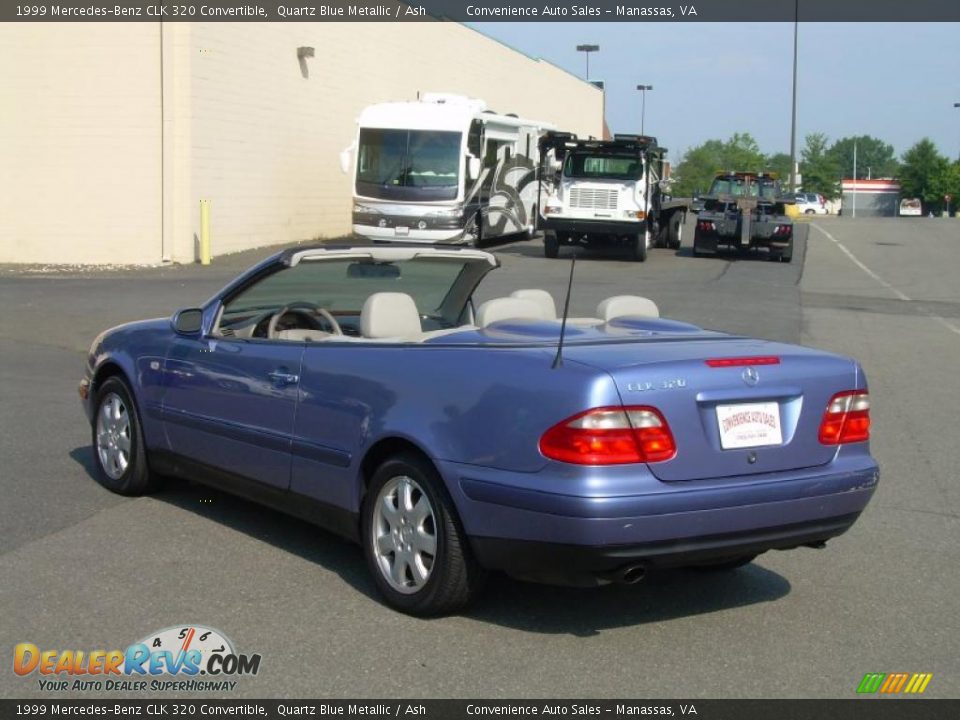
[470,512,862,586]
[442,458,878,585]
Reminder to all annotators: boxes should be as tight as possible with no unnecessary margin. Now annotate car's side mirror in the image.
[172,308,204,335]
[467,156,481,180]
[339,144,354,174]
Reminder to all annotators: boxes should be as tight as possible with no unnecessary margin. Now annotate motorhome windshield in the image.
[564,153,644,181]
[356,128,462,201]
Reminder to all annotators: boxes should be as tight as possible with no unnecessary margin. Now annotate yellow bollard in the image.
[199,199,212,265]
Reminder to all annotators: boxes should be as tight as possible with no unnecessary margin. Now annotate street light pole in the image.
[789,0,799,193]
[954,102,960,161]
[852,139,857,219]
[576,44,600,81]
[636,85,653,135]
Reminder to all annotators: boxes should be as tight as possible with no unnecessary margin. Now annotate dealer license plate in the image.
[716,402,783,450]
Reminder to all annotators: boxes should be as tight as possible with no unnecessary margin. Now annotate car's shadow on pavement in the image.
[71,447,792,634]
[470,566,790,636]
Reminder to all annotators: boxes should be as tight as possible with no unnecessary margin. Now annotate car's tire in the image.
[525,205,538,240]
[630,231,648,262]
[91,376,160,496]
[655,222,669,248]
[777,238,794,263]
[690,554,757,571]
[362,453,485,616]
[544,232,559,259]
[804,209,816,215]
[462,213,482,248]
[668,211,683,249]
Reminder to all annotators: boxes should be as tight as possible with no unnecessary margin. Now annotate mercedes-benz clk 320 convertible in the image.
[80,245,879,615]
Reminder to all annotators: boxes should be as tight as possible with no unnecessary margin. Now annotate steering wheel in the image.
[267,301,343,339]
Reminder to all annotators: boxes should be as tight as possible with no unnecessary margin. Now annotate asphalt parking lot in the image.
[1,217,958,699]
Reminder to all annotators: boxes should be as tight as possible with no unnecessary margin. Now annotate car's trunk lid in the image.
[565,337,858,482]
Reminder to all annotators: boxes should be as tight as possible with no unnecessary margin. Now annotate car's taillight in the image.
[697,220,715,232]
[819,390,870,445]
[539,406,676,465]
[706,356,781,368]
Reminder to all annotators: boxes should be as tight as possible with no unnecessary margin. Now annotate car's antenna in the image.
[551,249,577,369]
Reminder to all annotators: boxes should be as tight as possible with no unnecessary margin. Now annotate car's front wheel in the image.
[92,376,160,496]
[544,232,559,259]
[362,453,485,615]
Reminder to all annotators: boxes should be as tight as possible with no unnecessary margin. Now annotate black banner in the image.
[2,0,960,23]
[1,700,959,719]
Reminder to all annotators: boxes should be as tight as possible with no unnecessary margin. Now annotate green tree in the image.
[673,133,767,197]
[828,135,899,180]
[801,133,841,199]
[928,160,960,215]
[899,139,950,211]
[765,152,793,182]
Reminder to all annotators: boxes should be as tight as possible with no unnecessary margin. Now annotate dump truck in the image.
[539,134,689,261]
[692,172,795,262]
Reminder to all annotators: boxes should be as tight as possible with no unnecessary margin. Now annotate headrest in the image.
[510,289,557,319]
[476,297,546,328]
[361,292,422,339]
[597,295,660,321]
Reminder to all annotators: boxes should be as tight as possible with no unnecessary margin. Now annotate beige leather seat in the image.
[361,292,423,340]
[476,297,546,328]
[510,289,557,319]
[597,295,660,321]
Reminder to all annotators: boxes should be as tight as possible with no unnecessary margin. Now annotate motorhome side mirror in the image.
[468,157,481,179]
[173,308,204,335]
[339,148,352,174]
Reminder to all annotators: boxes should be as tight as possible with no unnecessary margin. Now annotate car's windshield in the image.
[564,153,643,180]
[219,255,477,331]
[356,128,462,202]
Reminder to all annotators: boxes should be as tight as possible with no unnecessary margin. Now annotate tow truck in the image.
[692,172,795,262]
[539,134,688,261]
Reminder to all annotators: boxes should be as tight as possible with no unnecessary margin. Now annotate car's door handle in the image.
[268,370,299,386]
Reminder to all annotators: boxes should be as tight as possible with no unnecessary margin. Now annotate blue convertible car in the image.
[80,245,878,615]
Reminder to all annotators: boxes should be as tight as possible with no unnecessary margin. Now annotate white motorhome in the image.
[342,94,554,245]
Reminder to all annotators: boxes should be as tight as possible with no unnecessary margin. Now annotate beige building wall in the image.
[2,22,604,265]
[0,23,163,265]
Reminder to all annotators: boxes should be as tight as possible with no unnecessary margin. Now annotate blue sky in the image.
[469,22,960,162]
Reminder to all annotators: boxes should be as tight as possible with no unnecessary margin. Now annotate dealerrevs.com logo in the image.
[13,625,262,692]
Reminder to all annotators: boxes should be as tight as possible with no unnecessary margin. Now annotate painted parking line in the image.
[811,222,960,338]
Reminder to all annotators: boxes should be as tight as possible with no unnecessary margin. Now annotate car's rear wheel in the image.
[92,376,160,496]
[362,453,485,616]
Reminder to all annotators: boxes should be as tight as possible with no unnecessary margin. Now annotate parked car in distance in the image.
[899,198,923,217]
[794,192,828,215]
[80,244,879,615]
